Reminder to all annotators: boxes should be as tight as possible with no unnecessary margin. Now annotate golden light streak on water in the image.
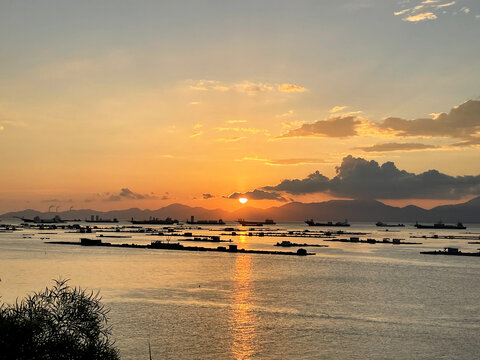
[230,255,257,360]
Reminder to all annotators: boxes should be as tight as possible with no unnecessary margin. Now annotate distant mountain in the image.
[2,197,480,222]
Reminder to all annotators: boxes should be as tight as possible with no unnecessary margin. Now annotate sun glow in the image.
[239,197,248,204]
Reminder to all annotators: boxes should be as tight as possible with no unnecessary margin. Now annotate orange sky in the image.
[1,1,480,213]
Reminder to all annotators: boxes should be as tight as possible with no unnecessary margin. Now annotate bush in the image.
[0,279,119,360]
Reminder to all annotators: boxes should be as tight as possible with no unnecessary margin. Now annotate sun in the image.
[238,197,248,204]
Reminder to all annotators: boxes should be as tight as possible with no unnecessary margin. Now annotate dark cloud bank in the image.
[280,100,480,150]
[105,188,157,201]
[259,155,480,200]
[228,189,288,202]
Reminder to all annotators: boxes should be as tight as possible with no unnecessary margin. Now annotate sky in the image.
[1,0,480,213]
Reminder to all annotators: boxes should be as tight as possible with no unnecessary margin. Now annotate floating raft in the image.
[45,239,314,256]
[275,241,328,248]
[325,237,422,245]
[421,247,480,257]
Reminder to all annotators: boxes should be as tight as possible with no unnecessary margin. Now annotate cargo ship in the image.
[85,215,118,223]
[414,221,466,230]
[130,217,179,225]
[305,219,350,227]
[186,216,225,225]
[237,219,276,226]
[19,215,66,224]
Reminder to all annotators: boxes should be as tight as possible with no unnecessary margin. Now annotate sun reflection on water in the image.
[230,255,257,360]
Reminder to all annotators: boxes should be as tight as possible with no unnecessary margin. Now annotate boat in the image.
[305,219,350,227]
[237,219,276,226]
[85,215,118,223]
[130,217,179,225]
[19,215,66,224]
[414,221,466,230]
[186,216,225,225]
[376,221,405,227]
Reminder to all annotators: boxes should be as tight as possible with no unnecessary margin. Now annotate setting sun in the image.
[239,198,248,204]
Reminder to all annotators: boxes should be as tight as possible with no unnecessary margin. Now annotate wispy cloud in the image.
[395,1,460,22]
[355,142,439,152]
[190,131,203,138]
[238,156,329,166]
[276,110,295,118]
[329,106,348,113]
[404,12,437,22]
[277,83,307,92]
[188,79,307,95]
[215,136,246,142]
[225,119,247,124]
[216,126,268,134]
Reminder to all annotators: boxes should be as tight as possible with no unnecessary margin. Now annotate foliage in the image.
[0,279,119,360]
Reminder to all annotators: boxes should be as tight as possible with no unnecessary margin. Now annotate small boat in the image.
[414,221,466,230]
[376,221,405,227]
[305,219,350,227]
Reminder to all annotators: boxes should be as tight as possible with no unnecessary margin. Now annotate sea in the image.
[1,220,480,360]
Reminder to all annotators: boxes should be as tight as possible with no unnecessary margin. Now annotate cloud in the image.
[239,156,328,166]
[263,171,330,195]
[228,189,288,202]
[226,120,247,124]
[279,116,362,138]
[329,106,348,113]
[236,81,274,94]
[202,193,214,199]
[356,142,439,152]
[216,126,267,134]
[404,12,437,21]
[190,131,203,138]
[277,83,307,92]
[215,136,246,142]
[262,155,480,200]
[395,1,458,22]
[437,2,456,9]
[377,100,480,140]
[188,80,306,95]
[105,188,158,201]
[276,110,295,118]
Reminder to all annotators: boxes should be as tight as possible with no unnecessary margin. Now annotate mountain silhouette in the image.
[2,197,480,222]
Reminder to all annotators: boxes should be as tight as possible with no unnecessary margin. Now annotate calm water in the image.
[1,221,480,359]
